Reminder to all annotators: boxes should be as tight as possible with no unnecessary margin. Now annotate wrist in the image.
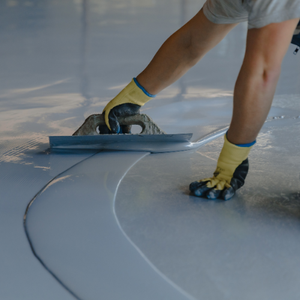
[133,78,156,98]
[214,134,253,180]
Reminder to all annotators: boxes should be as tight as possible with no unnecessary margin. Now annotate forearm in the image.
[136,28,200,95]
[137,9,236,95]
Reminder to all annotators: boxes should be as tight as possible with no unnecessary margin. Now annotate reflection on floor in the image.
[25,152,194,300]
[117,119,300,300]
[0,0,300,299]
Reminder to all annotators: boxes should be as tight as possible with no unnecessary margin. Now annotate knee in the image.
[262,62,281,85]
[261,64,281,87]
[246,56,282,87]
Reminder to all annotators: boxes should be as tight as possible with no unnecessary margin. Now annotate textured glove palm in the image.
[101,79,153,133]
[190,135,253,201]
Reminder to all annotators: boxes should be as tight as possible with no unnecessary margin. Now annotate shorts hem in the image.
[203,3,247,25]
[248,10,300,29]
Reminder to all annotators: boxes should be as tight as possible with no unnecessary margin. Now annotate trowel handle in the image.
[73,113,165,136]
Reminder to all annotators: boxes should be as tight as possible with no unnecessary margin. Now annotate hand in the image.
[189,158,249,201]
[99,103,141,134]
[101,78,155,133]
[189,135,254,201]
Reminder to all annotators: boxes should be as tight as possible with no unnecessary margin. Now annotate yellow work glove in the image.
[101,78,155,133]
[190,134,255,200]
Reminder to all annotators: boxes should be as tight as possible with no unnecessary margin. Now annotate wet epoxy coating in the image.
[0,140,96,300]
[25,152,195,300]
[116,120,300,300]
[1,0,300,299]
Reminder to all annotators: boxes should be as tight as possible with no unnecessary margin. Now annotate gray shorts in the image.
[203,0,300,29]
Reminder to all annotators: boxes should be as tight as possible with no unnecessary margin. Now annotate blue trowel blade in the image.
[49,133,193,153]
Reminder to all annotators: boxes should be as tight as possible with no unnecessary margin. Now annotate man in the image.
[101,0,300,200]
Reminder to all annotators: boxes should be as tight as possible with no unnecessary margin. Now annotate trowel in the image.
[49,113,193,152]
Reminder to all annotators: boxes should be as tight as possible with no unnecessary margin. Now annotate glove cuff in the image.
[214,134,254,181]
[133,78,156,98]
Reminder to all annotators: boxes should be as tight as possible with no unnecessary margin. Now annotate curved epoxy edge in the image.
[23,127,231,300]
[112,157,197,300]
[23,153,100,300]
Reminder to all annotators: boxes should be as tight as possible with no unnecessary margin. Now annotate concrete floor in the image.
[1,0,300,299]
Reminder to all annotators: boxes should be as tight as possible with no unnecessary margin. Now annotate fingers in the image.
[103,103,141,134]
[189,180,236,201]
[120,125,132,134]
[206,189,222,200]
[108,109,121,133]
[221,187,235,201]
[97,124,130,134]
[189,181,213,197]
[101,110,120,134]
[97,125,110,134]
[101,110,121,134]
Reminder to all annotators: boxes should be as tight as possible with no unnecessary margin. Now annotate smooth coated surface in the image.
[1,0,300,299]
[0,138,96,300]
[25,152,195,300]
[116,119,300,300]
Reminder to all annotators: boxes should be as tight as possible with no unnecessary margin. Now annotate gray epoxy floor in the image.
[25,151,195,300]
[1,0,300,299]
[116,119,300,300]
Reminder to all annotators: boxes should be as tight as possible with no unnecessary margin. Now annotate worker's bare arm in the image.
[101,9,236,133]
[227,18,300,145]
[136,9,236,95]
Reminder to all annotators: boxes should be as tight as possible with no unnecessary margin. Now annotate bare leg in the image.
[227,18,300,145]
[137,9,237,95]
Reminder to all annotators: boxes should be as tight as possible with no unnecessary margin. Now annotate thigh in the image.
[245,18,300,68]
